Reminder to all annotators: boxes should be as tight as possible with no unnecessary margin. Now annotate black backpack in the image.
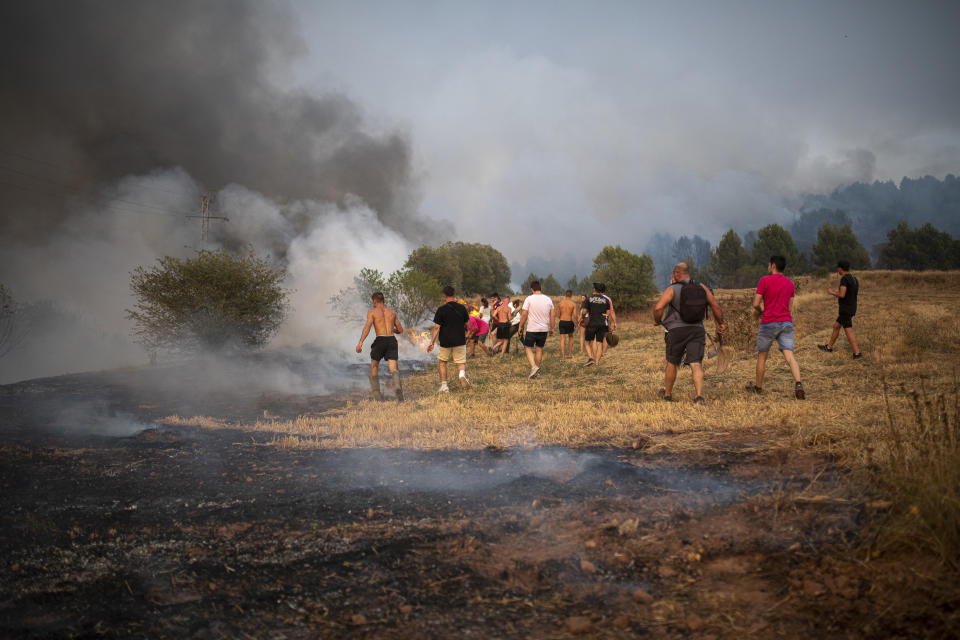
[674,280,708,323]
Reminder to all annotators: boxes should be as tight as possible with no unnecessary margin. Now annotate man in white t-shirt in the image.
[519,280,556,378]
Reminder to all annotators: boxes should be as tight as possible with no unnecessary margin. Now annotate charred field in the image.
[2,272,960,638]
[0,370,951,639]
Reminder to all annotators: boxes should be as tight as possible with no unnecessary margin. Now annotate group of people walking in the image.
[356,256,860,402]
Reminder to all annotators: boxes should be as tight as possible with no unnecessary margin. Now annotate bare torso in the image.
[369,306,400,336]
[557,298,576,321]
[494,303,511,323]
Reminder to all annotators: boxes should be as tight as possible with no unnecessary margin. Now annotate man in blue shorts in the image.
[750,255,805,399]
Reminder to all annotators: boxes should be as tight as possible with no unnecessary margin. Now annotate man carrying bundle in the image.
[582,283,617,368]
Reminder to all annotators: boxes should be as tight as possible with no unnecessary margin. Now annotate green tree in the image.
[386,269,444,327]
[590,245,657,309]
[405,242,511,294]
[565,275,579,292]
[577,275,593,294]
[751,224,804,272]
[541,273,563,295]
[709,229,748,288]
[449,242,512,294]
[519,272,540,293]
[404,245,462,290]
[876,222,960,270]
[127,249,289,353]
[329,267,443,328]
[811,222,871,270]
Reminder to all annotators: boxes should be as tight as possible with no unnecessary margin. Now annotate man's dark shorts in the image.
[523,331,548,348]
[470,332,487,343]
[665,325,705,365]
[558,320,575,335]
[496,324,512,340]
[836,312,854,329]
[370,336,399,362]
[584,325,608,342]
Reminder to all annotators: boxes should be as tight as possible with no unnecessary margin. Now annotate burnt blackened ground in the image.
[0,370,956,639]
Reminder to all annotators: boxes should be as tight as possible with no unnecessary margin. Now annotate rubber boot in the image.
[369,375,383,401]
[391,371,404,402]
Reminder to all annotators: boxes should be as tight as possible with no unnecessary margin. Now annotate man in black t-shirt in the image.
[581,282,617,367]
[818,260,862,358]
[427,285,471,392]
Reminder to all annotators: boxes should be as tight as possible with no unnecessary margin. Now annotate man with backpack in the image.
[652,263,726,404]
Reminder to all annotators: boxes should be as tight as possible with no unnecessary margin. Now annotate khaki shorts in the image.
[437,345,466,364]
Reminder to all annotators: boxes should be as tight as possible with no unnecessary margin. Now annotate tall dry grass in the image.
[868,377,960,568]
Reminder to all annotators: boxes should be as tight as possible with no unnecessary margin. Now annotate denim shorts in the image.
[757,321,794,352]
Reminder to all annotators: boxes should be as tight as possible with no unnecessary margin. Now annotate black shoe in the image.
[853,353,863,359]
[795,382,805,400]
[745,384,763,394]
[817,344,833,352]
[657,388,674,402]
[693,396,705,405]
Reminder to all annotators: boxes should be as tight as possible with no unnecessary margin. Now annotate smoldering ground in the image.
[0,387,876,638]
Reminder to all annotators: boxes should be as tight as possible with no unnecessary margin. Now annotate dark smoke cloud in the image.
[0,0,437,245]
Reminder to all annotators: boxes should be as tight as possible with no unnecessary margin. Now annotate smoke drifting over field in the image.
[0,1,443,383]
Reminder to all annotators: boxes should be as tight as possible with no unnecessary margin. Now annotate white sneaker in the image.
[459,375,471,389]
[438,383,449,393]
[529,366,540,378]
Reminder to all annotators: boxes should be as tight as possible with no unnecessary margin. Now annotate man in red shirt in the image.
[749,255,805,399]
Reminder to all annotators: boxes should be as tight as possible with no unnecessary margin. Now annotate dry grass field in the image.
[157,270,960,636]
[170,270,960,566]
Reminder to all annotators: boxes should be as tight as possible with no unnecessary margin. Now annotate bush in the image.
[126,249,289,353]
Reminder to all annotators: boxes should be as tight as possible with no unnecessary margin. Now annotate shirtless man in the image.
[492,296,513,356]
[355,291,404,401]
[556,290,577,360]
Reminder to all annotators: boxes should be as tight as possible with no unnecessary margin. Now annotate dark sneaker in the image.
[693,396,705,405]
[745,384,763,394]
[853,353,863,359]
[657,389,674,402]
[817,344,833,352]
[795,382,805,400]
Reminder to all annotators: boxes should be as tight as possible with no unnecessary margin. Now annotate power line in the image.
[0,149,194,198]
[0,164,201,218]
[0,179,185,219]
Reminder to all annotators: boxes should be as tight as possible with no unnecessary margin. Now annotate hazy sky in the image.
[290,0,960,259]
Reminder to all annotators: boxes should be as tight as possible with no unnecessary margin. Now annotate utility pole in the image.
[186,193,229,248]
